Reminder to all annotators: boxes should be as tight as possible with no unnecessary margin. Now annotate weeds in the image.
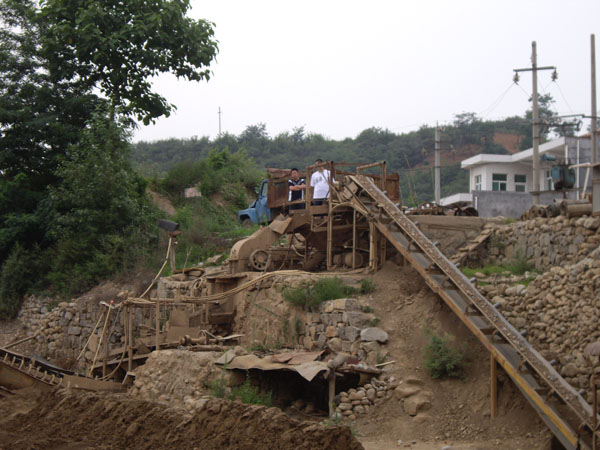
[423,330,467,380]
[360,305,374,314]
[360,278,377,294]
[209,367,227,398]
[283,277,358,310]
[229,377,273,406]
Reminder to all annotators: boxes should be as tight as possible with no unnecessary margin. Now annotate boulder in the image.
[360,327,388,343]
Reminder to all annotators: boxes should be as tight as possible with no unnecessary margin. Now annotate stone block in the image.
[325,325,337,338]
[344,326,361,342]
[342,311,374,328]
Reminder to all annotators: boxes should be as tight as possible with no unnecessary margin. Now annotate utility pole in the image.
[218,106,222,136]
[514,41,556,205]
[591,34,599,215]
[434,124,441,204]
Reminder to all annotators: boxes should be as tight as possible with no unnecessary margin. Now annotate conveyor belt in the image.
[347,175,597,450]
[0,346,71,389]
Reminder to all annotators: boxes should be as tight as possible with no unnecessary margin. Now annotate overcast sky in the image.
[133,0,600,143]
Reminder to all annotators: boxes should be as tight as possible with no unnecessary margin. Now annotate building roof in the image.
[461,137,573,169]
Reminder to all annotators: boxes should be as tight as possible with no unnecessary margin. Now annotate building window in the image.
[492,173,507,191]
[474,174,481,191]
[545,170,553,191]
[515,174,526,192]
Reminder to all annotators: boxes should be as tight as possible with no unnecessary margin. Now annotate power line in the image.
[553,80,576,114]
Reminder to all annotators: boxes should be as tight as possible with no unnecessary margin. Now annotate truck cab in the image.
[237,179,272,225]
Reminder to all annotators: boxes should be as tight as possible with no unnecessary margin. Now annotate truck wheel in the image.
[241,218,253,227]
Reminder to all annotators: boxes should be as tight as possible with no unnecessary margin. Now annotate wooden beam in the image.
[491,354,498,419]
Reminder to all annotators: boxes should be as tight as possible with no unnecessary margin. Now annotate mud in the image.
[0,388,363,450]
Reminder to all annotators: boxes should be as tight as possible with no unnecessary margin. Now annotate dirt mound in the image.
[0,388,363,450]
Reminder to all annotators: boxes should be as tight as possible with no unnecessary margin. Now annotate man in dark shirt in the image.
[288,168,306,210]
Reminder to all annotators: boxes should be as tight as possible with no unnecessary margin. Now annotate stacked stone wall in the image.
[483,215,600,271]
[17,296,124,370]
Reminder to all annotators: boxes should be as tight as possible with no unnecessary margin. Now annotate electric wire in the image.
[478,82,516,118]
[553,80,575,115]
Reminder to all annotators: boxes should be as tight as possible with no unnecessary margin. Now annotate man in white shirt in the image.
[310,159,332,205]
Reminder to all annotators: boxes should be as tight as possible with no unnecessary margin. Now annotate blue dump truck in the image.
[237,168,302,225]
[237,178,272,225]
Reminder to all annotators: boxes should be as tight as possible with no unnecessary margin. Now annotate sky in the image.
[132,0,600,143]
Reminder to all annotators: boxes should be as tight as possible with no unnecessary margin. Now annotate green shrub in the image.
[424,332,466,379]
[313,277,357,302]
[0,244,45,319]
[360,278,376,294]
[229,377,273,406]
[283,277,358,310]
[209,369,227,398]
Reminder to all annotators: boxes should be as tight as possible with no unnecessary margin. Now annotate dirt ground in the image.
[355,262,553,450]
[0,388,362,450]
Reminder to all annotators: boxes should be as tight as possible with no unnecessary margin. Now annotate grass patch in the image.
[462,255,535,279]
[360,278,377,294]
[423,331,467,380]
[283,277,358,310]
[229,377,273,406]
[360,305,374,314]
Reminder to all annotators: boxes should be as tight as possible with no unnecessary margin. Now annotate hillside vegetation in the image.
[155,149,263,269]
[132,113,539,204]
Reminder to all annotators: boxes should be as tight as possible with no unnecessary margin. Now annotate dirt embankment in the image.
[0,388,363,450]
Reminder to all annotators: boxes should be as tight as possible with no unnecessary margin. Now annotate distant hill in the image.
[131,113,533,204]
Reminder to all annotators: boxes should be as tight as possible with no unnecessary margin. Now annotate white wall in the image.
[470,163,532,192]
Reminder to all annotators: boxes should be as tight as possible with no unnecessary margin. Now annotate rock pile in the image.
[484,215,600,271]
[130,349,222,410]
[481,249,600,397]
[335,376,396,421]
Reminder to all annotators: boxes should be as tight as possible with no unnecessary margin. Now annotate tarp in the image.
[216,353,329,382]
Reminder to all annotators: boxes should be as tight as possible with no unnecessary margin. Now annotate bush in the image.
[360,278,376,294]
[424,332,466,379]
[0,244,45,319]
[228,377,272,406]
[209,369,227,399]
[283,277,358,310]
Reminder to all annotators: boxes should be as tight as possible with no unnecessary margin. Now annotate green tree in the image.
[47,111,156,293]
[39,0,218,124]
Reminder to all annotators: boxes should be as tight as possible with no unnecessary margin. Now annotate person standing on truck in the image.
[288,168,306,210]
[310,159,332,205]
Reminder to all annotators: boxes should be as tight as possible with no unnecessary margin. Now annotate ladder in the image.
[345,174,596,450]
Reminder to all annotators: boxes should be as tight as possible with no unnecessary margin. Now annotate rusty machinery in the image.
[228,161,399,273]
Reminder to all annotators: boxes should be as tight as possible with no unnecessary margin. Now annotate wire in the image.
[515,82,531,100]
[478,82,516,118]
[553,81,575,114]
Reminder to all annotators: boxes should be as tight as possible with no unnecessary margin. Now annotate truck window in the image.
[259,180,268,197]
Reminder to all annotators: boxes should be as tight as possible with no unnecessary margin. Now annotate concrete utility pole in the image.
[514,41,556,206]
[434,125,441,204]
[591,34,599,215]
[531,42,540,205]
[218,107,222,136]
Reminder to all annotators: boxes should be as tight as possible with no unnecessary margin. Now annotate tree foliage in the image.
[0,0,218,317]
[39,0,218,124]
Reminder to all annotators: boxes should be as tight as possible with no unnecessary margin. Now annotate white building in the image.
[440,136,593,217]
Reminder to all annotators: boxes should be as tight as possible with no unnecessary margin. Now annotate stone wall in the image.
[17,296,125,370]
[482,215,600,271]
[241,274,389,365]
